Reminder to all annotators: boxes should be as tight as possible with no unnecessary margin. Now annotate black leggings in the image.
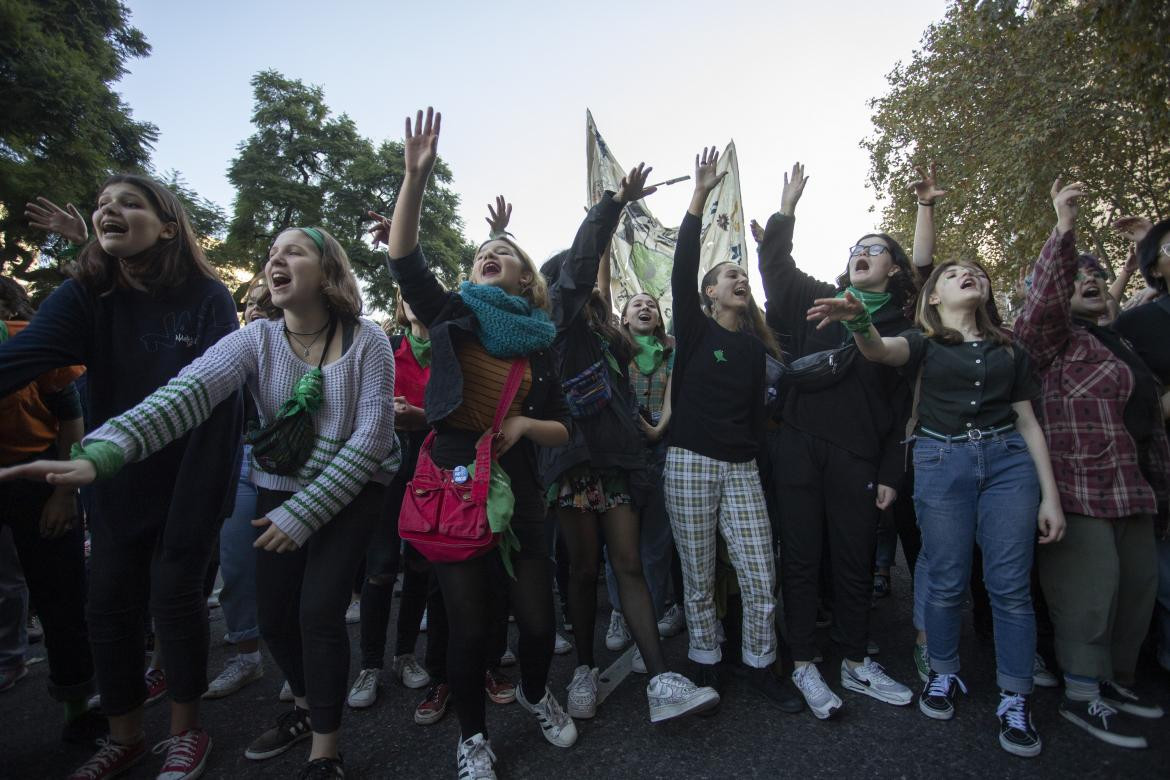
[433,527,554,739]
[255,482,383,733]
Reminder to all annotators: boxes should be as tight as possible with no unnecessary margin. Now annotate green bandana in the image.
[0,321,8,343]
[298,227,326,253]
[406,331,431,368]
[836,286,891,316]
[631,334,665,375]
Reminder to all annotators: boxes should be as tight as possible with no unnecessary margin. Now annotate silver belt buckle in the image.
[967,427,983,442]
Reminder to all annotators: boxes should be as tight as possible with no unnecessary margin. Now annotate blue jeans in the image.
[913,431,1038,693]
[219,452,260,643]
[605,443,673,620]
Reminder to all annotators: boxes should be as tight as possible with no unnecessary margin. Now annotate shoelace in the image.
[422,685,445,706]
[74,739,135,779]
[570,668,596,694]
[461,737,497,776]
[796,666,832,699]
[1088,698,1118,726]
[278,707,309,734]
[152,732,200,765]
[354,670,377,693]
[538,691,570,727]
[926,673,967,698]
[995,694,1029,731]
[1105,681,1138,701]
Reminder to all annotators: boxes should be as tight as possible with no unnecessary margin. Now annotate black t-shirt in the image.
[901,329,1040,436]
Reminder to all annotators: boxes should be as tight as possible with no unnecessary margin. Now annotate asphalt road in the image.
[4,557,1168,779]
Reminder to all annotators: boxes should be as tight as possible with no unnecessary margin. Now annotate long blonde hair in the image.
[475,237,550,312]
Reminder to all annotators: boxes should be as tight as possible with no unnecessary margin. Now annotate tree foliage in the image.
[864,0,1170,285]
[225,71,474,312]
[0,0,158,302]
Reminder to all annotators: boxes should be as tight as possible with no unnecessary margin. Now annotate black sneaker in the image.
[299,755,345,778]
[1059,697,1148,749]
[754,667,804,714]
[693,663,722,716]
[244,707,312,760]
[996,691,1041,758]
[1099,681,1165,719]
[918,671,966,721]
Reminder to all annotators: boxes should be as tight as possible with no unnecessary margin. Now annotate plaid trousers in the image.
[664,446,777,668]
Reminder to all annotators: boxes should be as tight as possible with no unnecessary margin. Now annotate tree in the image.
[863,0,1170,287]
[225,71,474,311]
[0,0,158,302]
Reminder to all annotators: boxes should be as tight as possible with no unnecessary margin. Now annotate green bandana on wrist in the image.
[71,440,126,481]
[631,334,665,375]
[406,331,431,368]
[836,286,889,338]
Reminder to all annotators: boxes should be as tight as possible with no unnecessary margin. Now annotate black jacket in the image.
[758,213,911,489]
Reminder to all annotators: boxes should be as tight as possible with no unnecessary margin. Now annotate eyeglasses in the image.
[1160,242,1170,258]
[1075,269,1109,282]
[849,245,889,258]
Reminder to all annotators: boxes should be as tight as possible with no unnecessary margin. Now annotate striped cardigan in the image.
[83,317,399,545]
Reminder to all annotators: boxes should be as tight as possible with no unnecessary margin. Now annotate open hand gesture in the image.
[1111,215,1152,244]
[485,195,512,235]
[806,292,864,330]
[1051,178,1085,233]
[750,218,764,245]
[367,210,391,247]
[694,147,727,194]
[616,163,658,204]
[1014,262,1033,303]
[403,107,441,179]
[0,459,97,488]
[780,162,808,216]
[25,196,88,244]
[252,517,299,553]
[909,162,947,205]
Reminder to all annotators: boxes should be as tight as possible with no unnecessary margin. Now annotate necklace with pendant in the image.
[285,323,328,358]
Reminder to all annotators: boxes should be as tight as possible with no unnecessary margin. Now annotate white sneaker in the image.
[631,647,646,674]
[792,664,843,720]
[1032,653,1059,688]
[392,654,431,689]
[516,684,578,748]
[566,665,599,719]
[203,655,263,699]
[840,658,912,706]
[347,668,379,708]
[278,680,293,702]
[553,633,573,655]
[657,604,685,638]
[605,611,631,651]
[646,672,720,722]
[345,599,361,625]
[456,732,497,780]
[499,648,517,667]
[419,608,428,633]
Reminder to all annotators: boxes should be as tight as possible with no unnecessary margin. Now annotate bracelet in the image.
[918,201,934,208]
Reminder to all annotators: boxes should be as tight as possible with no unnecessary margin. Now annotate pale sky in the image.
[118,0,947,294]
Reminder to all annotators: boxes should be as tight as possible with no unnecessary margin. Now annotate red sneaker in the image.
[484,669,516,705]
[145,668,167,705]
[414,683,450,725]
[67,737,146,779]
[153,728,212,780]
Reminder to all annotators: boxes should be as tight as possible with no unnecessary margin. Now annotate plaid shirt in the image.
[629,353,672,419]
[1014,228,1170,519]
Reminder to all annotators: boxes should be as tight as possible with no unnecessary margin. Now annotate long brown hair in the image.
[254,227,364,324]
[620,292,673,359]
[916,260,1010,346]
[700,262,782,358]
[71,174,216,296]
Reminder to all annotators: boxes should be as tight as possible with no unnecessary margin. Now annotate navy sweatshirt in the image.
[0,277,242,542]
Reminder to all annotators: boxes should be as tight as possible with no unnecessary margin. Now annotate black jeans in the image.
[87,488,218,715]
[774,426,879,662]
[0,467,94,702]
[255,482,383,733]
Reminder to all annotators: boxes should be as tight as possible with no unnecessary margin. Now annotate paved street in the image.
[5,558,1167,779]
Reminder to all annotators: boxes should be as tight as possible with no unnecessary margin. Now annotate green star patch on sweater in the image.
[713,349,727,363]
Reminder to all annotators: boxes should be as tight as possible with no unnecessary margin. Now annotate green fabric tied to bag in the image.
[466,460,520,578]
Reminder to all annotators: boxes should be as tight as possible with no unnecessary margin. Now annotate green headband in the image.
[298,227,326,253]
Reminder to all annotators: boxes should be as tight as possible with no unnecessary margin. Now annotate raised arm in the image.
[1108,216,1151,304]
[805,293,911,367]
[1013,178,1083,370]
[909,162,946,277]
[673,148,726,345]
[25,196,88,245]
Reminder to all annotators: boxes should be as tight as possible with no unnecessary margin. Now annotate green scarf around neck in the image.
[631,333,665,375]
[837,286,891,316]
[406,330,431,368]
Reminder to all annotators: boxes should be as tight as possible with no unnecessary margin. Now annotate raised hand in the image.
[25,196,88,244]
[1122,245,1140,276]
[780,162,808,216]
[367,210,391,247]
[909,162,947,205]
[750,218,764,245]
[485,195,512,235]
[1051,178,1085,233]
[806,292,864,329]
[403,107,441,180]
[0,459,97,488]
[1111,215,1152,244]
[615,162,658,204]
[693,147,727,194]
[1015,262,1033,303]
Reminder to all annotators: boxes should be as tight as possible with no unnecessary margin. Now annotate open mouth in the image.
[853,259,871,273]
[270,270,292,291]
[101,221,127,236]
[960,277,977,290]
[637,310,653,322]
[733,284,748,299]
[1082,286,1101,299]
[481,260,501,278]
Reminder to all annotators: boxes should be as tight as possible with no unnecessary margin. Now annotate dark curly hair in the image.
[0,276,36,320]
[834,233,919,318]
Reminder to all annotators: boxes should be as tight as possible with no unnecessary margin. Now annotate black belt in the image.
[916,423,1015,443]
